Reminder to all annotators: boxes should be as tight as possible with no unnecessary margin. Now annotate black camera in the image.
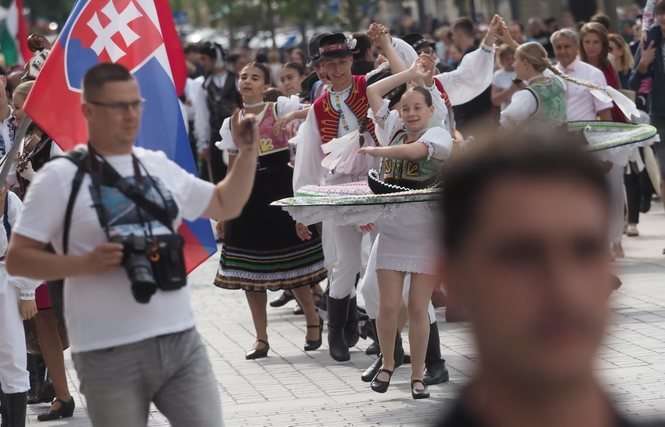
[113,234,187,304]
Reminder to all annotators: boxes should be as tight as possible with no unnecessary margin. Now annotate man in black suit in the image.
[193,42,242,183]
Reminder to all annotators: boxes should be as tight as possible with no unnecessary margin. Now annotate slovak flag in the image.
[23,0,216,272]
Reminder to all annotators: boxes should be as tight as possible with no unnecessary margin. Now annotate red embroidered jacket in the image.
[312,75,377,144]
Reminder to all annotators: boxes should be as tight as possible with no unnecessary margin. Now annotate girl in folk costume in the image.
[358,57,455,400]
[214,62,327,359]
[500,42,567,128]
[0,188,40,427]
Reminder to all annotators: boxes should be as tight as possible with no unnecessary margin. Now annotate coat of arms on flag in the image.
[23,0,214,272]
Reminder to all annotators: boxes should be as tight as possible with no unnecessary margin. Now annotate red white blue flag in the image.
[23,0,216,272]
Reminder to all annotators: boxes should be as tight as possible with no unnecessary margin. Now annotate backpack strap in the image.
[52,149,88,255]
[2,194,10,241]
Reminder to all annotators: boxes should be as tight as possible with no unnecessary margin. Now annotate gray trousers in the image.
[72,328,222,427]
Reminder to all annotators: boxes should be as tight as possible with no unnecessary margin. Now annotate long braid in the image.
[545,64,605,92]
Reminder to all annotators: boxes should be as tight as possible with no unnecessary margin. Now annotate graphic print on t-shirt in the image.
[89,176,178,239]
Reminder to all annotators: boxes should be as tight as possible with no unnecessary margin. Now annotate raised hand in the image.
[484,14,505,47]
[232,113,259,154]
[368,23,391,50]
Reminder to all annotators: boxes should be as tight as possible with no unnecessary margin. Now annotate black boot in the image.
[4,393,27,427]
[344,297,360,348]
[364,319,379,355]
[26,354,51,405]
[424,322,450,386]
[361,334,405,382]
[327,296,350,361]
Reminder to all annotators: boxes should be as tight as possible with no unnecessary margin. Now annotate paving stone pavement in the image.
[26,207,665,426]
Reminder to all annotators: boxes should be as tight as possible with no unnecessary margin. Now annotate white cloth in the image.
[434,46,495,106]
[0,198,29,394]
[216,96,303,153]
[0,113,14,155]
[492,69,517,110]
[555,59,612,121]
[500,90,537,127]
[0,192,39,299]
[184,76,204,123]
[14,147,216,353]
[193,72,229,151]
[0,285,28,393]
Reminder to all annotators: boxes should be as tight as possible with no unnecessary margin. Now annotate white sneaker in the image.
[626,224,639,237]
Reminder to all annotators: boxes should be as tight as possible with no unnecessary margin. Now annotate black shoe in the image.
[364,319,379,355]
[37,397,75,422]
[424,322,450,385]
[270,291,294,308]
[26,354,48,405]
[327,296,350,361]
[245,339,270,360]
[4,392,27,427]
[304,318,323,351]
[361,355,383,382]
[411,379,430,399]
[365,339,379,355]
[370,368,393,393]
[344,297,360,348]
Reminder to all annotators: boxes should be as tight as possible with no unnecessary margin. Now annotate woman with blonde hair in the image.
[499,42,566,128]
[608,33,635,89]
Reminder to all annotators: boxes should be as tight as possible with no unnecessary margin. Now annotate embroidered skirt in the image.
[214,152,327,292]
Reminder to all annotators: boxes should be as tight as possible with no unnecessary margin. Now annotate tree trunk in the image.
[267,0,277,49]
[603,0,619,31]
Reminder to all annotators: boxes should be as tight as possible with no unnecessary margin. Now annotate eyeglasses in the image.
[87,98,146,112]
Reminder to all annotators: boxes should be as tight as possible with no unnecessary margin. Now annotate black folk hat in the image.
[402,33,436,53]
[308,32,332,66]
[318,33,356,59]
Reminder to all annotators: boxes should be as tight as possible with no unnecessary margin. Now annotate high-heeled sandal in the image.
[411,379,430,400]
[370,368,394,393]
[304,317,323,351]
[245,339,270,360]
[37,397,75,421]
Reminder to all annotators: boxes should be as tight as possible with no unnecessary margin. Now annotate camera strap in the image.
[58,148,175,254]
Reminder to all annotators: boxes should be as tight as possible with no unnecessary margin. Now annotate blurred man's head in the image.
[439,131,613,392]
[452,17,475,51]
[82,63,143,154]
[551,29,580,68]
[318,33,354,90]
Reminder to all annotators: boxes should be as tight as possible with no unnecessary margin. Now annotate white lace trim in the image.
[218,261,326,281]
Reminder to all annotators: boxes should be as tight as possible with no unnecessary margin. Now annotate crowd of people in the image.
[1,2,665,427]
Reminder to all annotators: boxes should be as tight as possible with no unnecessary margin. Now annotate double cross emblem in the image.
[87,0,142,63]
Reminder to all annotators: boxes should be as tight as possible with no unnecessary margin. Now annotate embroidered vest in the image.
[313,75,377,144]
[379,131,440,189]
[526,77,567,128]
[256,104,289,156]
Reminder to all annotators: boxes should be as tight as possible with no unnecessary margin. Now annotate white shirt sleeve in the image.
[434,46,495,106]
[419,127,453,161]
[6,191,39,299]
[391,37,419,68]
[215,117,235,152]
[293,109,326,192]
[152,151,216,221]
[276,95,304,117]
[368,99,402,146]
[14,160,68,245]
[500,90,538,127]
[192,82,211,151]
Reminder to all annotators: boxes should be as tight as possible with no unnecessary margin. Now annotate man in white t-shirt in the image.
[6,63,259,427]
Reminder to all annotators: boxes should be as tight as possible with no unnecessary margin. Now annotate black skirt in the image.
[215,151,327,291]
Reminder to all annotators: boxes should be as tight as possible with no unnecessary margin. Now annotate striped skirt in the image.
[214,153,327,292]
